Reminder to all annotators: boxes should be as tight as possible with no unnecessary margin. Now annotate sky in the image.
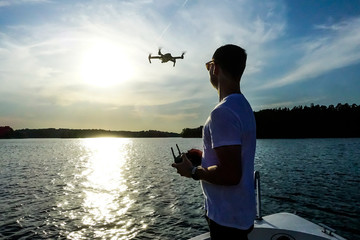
[1,0,360,133]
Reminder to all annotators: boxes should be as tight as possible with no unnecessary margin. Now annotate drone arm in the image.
[173,52,185,60]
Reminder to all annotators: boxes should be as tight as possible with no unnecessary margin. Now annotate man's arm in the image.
[197,145,242,185]
[172,145,242,186]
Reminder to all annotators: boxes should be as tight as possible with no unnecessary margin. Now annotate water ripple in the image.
[0,138,359,239]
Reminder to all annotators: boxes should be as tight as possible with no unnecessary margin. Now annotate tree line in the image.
[255,103,360,138]
[0,127,180,139]
[181,103,360,138]
[1,103,359,139]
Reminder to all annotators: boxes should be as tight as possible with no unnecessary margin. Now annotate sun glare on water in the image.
[81,40,134,87]
[69,138,137,239]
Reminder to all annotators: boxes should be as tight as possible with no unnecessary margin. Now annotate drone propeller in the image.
[148,53,152,63]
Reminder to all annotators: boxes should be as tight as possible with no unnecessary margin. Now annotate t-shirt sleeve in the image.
[209,107,242,148]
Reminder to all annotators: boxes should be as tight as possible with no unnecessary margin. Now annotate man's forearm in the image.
[196,165,241,186]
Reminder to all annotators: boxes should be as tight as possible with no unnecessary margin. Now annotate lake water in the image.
[0,138,359,239]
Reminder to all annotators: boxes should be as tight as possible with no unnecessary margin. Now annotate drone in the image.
[148,48,185,67]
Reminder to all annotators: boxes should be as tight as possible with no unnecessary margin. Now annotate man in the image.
[172,44,256,240]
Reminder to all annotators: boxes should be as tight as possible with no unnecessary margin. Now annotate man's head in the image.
[212,44,247,80]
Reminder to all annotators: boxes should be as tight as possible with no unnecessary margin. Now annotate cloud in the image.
[1,0,284,101]
[0,0,51,7]
[0,0,294,130]
[260,17,360,89]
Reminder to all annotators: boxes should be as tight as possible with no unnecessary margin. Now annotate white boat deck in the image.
[189,171,347,240]
[189,212,347,240]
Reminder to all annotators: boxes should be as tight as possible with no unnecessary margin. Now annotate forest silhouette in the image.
[181,103,360,138]
[1,103,360,139]
[255,103,360,138]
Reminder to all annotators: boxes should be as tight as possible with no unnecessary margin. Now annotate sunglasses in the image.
[205,60,214,71]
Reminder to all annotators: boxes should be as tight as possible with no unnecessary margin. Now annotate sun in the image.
[80,40,133,87]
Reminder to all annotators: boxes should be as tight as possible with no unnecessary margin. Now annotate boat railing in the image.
[318,223,336,236]
[254,171,262,220]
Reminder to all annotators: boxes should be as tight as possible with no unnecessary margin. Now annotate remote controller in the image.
[171,144,183,163]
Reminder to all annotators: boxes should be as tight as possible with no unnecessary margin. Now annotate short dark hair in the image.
[212,44,247,80]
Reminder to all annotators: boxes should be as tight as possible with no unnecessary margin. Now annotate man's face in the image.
[206,60,218,89]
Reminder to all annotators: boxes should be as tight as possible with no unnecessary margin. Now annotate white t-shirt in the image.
[201,93,256,230]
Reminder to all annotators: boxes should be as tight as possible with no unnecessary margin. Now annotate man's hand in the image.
[171,153,194,178]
